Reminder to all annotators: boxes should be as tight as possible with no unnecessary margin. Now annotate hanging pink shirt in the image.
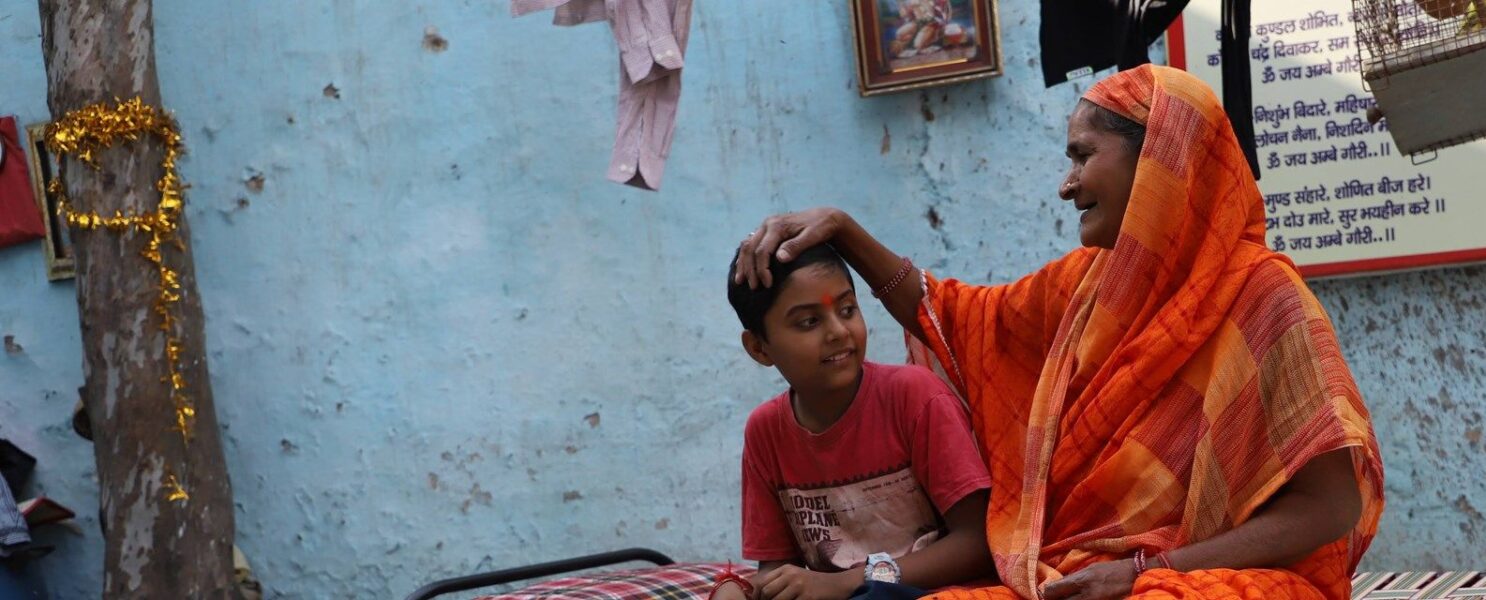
[512,0,693,191]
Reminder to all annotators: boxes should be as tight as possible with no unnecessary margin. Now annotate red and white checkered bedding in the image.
[477,563,757,600]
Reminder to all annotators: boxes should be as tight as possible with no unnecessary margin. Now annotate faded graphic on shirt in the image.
[777,465,942,571]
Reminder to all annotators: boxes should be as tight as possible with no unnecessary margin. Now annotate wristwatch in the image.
[864,552,902,584]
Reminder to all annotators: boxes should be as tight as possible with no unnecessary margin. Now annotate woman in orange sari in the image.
[734,65,1384,600]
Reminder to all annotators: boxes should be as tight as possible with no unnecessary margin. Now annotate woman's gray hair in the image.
[1080,99,1146,155]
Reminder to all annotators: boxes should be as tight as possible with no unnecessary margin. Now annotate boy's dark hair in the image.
[727,244,854,341]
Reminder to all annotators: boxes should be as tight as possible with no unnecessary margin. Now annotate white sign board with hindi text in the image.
[1169,0,1486,277]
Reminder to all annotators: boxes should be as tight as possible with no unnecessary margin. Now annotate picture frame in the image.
[851,0,1004,97]
[24,122,75,281]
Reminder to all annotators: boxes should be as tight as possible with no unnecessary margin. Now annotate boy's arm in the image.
[711,560,793,600]
[747,492,995,599]
[897,379,997,589]
[896,489,995,589]
[751,560,791,582]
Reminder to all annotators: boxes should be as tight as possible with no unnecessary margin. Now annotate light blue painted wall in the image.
[0,1,1481,598]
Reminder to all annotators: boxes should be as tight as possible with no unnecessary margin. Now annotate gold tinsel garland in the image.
[44,98,193,503]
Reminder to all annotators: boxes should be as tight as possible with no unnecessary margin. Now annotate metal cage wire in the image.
[1352,0,1486,83]
[1350,0,1486,153]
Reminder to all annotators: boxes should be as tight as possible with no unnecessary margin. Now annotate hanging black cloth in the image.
[1038,0,1191,88]
[0,441,34,495]
[1040,0,1261,177]
[1221,0,1261,178]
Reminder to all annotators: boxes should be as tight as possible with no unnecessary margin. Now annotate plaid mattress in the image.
[477,563,757,600]
[1353,572,1486,600]
[477,567,1481,600]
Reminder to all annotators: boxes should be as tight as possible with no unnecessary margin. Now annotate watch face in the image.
[870,563,896,581]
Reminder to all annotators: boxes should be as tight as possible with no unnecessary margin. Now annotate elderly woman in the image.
[734,65,1383,600]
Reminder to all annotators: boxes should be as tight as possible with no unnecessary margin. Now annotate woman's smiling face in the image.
[1059,102,1141,250]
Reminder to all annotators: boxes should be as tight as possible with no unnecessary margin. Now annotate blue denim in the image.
[849,580,928,599]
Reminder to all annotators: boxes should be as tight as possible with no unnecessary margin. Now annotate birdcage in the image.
[1351,0,1486,155]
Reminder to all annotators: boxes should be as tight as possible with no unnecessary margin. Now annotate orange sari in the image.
[912,65,1384,600]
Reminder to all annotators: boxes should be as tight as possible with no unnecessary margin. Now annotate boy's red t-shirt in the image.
[741,361,991,571]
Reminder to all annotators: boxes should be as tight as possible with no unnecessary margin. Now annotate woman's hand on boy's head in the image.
[756,564,861,600]
[735,208,846,290]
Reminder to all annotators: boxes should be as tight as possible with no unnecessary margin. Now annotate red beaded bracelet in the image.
[873,257,915,299]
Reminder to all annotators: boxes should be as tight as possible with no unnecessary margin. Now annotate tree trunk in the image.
[36,1,236,597]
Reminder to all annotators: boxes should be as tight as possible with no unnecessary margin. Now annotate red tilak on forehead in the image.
[820,293,836,309]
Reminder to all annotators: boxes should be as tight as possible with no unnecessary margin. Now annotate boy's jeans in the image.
[849,581,928,599]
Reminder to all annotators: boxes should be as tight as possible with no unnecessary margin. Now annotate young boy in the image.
[717,244,993,600]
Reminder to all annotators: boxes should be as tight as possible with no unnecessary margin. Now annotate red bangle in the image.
[709,562,754,600]
[872,257,915,299]
[1154,552,1173,571]
[1131,549,1148,577]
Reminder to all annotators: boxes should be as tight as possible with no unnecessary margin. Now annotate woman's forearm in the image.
[828,210,927,340]
[1165,492,1326,571]
[1163,450,1361,572]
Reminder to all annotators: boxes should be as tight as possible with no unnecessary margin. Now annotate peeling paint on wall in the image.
[0,1,1483,598]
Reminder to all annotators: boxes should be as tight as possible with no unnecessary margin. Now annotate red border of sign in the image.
[1169,15,1188,71]
[1165,15,1486,279]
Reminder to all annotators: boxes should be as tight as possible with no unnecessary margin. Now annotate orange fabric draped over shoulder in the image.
[912,65,1384,600]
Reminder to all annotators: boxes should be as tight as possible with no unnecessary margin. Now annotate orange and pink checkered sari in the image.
[912,65,1384,600]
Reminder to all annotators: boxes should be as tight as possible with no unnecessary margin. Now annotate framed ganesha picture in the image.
[851,0,1004,96]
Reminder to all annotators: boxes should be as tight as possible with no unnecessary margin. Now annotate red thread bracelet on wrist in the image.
[873,257,915,299]
[708,562,755,600]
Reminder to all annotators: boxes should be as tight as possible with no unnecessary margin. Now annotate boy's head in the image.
[727,244,867,396]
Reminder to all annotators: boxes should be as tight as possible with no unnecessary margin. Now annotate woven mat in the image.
[1354,572,1486,599]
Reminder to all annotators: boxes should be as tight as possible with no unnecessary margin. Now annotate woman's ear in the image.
[741,330,774,367]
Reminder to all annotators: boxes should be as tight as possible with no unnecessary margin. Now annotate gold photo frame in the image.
[24,122,74,281]
[851,0,1004,96]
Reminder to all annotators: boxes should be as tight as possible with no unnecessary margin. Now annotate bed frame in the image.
[403,547,676,600]
[404,550,1485,600]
